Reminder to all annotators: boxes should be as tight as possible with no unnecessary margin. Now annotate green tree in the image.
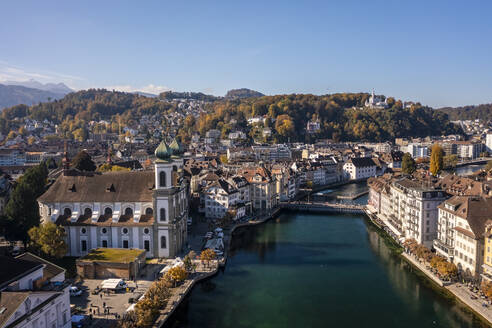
[28,222,67,258]
[401,153,416,174]
[430,144,444,176]
[4,163,48,242]
[72,150,96,171]
[486,160,492,172]
[184,250,197,273]
[443,154,458,169]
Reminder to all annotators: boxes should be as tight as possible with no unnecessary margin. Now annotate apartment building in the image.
[435,196,492,279]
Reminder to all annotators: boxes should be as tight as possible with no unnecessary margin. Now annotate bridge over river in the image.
[280,201,365,214]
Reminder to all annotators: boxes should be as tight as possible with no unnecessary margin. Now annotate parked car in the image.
[70,286,82,297]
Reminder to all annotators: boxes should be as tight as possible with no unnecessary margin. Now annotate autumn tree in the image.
[482,281,492,299]
[164,266,188,287]
[28,222,68,258]
[430,144,444,176]
[134,298,160,327]
[200,248,216,268]
[274,114,295,141]
[401,153,416,175]
[72,150,96,172]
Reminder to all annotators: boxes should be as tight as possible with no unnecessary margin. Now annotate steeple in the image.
[62,140,70,175]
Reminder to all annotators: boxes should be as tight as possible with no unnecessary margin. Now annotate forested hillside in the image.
[0,89,461,143]
[184,93,461,142]
[437,104,492,121]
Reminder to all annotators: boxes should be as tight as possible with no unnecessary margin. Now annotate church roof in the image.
[38,171,154,203]
[155,140,172,161]
[169,138,183,156]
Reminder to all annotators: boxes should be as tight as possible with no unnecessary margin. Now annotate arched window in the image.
[145,207,153,215]
[84,207,92,217]
[160,208,166,222]
[159,171,166,187]
[104,207,113,216]
[124,207,133,217]
[63,208,72,216]
[160,236,167,249]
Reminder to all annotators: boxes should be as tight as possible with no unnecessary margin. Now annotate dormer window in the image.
[106,184,115,192]
[69,184,76,192]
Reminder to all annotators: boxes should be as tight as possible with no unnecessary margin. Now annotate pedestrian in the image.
[103,302,106,308]
[100,293,102,299]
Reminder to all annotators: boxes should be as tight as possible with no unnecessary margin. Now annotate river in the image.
[167,213,488,328]
[445,164,486,176]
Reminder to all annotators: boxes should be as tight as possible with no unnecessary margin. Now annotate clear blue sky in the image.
[1,0,492,107]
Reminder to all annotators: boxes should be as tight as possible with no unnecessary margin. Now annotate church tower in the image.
[153,139,188,258]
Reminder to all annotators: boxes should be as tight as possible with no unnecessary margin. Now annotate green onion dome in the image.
[155,140,172,161]
[169,138,183,157]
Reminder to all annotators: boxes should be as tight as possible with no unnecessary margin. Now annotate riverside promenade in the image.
[369,208,492,326]
[403,252,492,324]
[153,260,219,328]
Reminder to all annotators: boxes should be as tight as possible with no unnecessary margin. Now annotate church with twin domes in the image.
[37,139,189,258]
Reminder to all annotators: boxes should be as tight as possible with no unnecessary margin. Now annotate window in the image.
[102,228,107,234]
[144,228,150,234]
[63,208,71,216]
[161,236,167,248]
[122,228,128,234]
[145,207,153,215]
[160,208,166,222]
[144,240,150,251]
[84,207,92,217]
[81,240,87,252]
[81,228,87,234]
[104,207,113,216]
[159,171,166,187]
[123,240,129,248]
[102,240,108,248]
[124,207,133,217]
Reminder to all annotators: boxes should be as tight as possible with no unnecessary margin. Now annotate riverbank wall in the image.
[154,262,219,327]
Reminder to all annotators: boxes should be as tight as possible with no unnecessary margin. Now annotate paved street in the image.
[447,284,492,323]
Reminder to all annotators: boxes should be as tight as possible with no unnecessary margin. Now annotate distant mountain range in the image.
[0,79,73,109]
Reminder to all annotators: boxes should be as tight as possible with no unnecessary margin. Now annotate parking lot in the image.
[70,264,164,324]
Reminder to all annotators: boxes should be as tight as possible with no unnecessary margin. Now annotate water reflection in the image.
[167,214,488,328]
[444,164,485,176]
[366,224,488,328]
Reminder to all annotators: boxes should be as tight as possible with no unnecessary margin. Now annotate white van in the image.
[101,279,128,291]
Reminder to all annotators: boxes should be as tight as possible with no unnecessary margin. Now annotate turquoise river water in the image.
[167,211,489,328]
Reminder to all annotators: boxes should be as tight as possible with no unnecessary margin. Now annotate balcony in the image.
[433,239,454,258]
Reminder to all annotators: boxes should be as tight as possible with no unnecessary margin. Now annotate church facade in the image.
[37,139,189,258]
